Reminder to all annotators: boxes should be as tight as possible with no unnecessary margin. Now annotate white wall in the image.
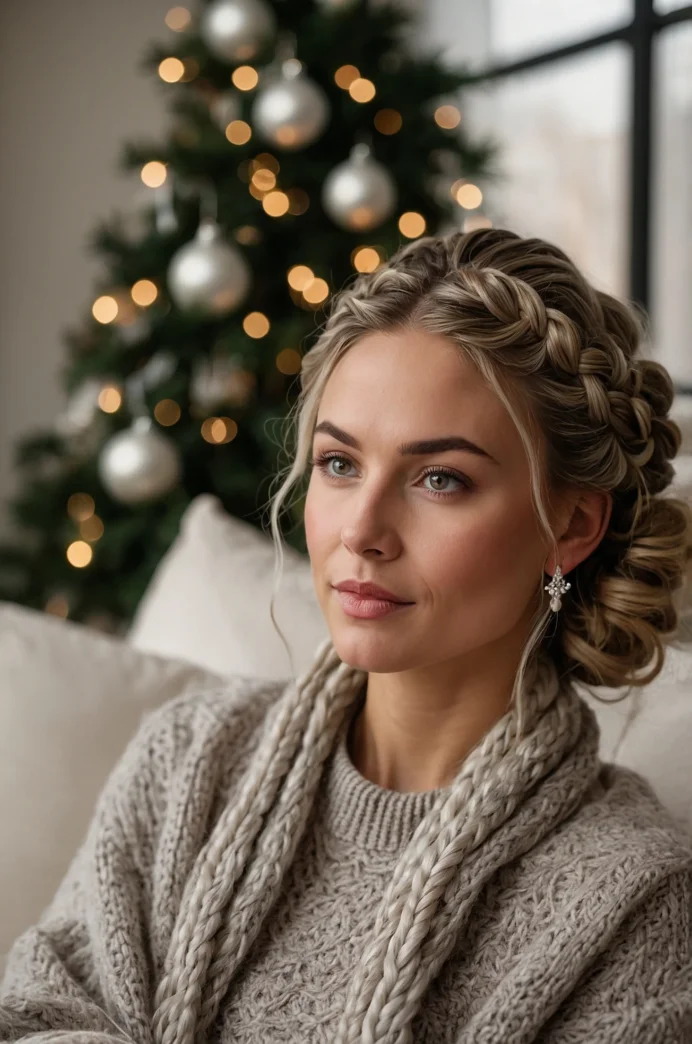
[0,0,173,535]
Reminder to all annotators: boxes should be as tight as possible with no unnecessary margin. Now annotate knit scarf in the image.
[149,636,601,1044]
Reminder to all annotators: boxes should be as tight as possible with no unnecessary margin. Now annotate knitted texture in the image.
[1,635,691,1044]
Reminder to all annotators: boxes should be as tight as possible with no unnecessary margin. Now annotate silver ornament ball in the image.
[168,218,251,315]
[252,60,330,150]
[99,416,182,504]
[322,143,397,231]
[200,0,276,62]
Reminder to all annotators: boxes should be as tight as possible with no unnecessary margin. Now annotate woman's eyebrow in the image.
[312,420,500,466]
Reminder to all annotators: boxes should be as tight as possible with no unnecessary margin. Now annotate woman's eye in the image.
[310,452,471,498]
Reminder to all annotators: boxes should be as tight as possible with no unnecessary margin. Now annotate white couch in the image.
[2,479,692,978]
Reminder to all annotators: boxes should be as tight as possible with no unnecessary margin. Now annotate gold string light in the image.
[165,6,191,31]
[79,515,104,542]
[287,264,315,291]
[262,190,289,216]
[235,225,262,245]
[251,168,276,191]
[201,416,238,444]
[154,399,182,426]
[131,279,158,306]
[351,246,382,272]
[398,212,426,238]
[97,386,123,413]
[158,57,185,83]
[66,540,93,568]
[454,182,483,209]
[92,295,119,324]
[374,109,402,135]
[232,66,259,90]
[302,278,329,304]
[67,493,95,521]
[434,104,461,129]
[276,348,302,375]
[243,311,270,338]
[349,77,376,103]
[334,64,360,89]
[226,120,252,145]
[141,161,167,187]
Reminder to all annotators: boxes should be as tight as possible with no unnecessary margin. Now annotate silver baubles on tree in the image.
[200,0,277,62]
[322,143,397,230]
[98,415,182,504]
[252,59,330,150]
[167,217,251,315]
[98,351,182,504]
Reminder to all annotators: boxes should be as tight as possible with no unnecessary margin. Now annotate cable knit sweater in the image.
[1,638,691,1044]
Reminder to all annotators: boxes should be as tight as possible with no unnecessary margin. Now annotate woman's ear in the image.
[547,489,613,575]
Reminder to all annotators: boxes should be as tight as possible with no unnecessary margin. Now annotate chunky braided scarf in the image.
[150,637,598,1044]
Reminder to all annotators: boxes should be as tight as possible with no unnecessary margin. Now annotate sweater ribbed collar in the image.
[318,688,454,853]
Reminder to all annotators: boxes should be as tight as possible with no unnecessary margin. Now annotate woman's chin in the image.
[328,626,419,675]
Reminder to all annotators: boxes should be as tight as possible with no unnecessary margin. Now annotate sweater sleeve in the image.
[0,695,191,1044]
[537,866,692,1044]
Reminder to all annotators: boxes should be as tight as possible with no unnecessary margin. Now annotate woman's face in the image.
[303,328,557,677]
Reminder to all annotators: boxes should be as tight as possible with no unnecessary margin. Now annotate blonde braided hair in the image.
[149,227,689,1043]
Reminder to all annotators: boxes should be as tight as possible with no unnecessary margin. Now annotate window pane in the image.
[655,1,692,13]
[489,0,632,63]
[651,22,692,387]
[461,44,630,298]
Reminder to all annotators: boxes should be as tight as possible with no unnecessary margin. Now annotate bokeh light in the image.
[398,212,426,238]
[66,541,93,568]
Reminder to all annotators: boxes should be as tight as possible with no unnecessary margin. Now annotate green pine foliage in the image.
[0,0,498,632]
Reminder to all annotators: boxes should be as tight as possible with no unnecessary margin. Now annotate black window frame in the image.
[465,0,692,393]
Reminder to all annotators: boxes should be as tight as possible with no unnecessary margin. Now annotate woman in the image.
[1,227,691,1044]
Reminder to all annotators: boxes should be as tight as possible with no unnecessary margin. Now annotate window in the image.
[464,45,630,298]
[651,21,692,386]
[462,0,692,390]
[488,0,632,62]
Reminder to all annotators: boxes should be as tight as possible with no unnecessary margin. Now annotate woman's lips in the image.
[335,590,415,619]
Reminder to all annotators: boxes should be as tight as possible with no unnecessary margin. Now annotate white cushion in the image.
[0,601,224,978]
[128,493,329,679]
[594,643,692,832]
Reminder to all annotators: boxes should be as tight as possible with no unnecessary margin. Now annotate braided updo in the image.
[268,227,692,695]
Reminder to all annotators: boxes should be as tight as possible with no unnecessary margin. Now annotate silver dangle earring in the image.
[544,564,571,612]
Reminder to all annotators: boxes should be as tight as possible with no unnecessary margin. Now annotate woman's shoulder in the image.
[149,671,290,736]
[101,672,291,820]
[524,758,692,888]
[144,671,290,763]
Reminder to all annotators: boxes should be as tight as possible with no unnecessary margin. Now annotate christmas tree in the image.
[0,0,498,634]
